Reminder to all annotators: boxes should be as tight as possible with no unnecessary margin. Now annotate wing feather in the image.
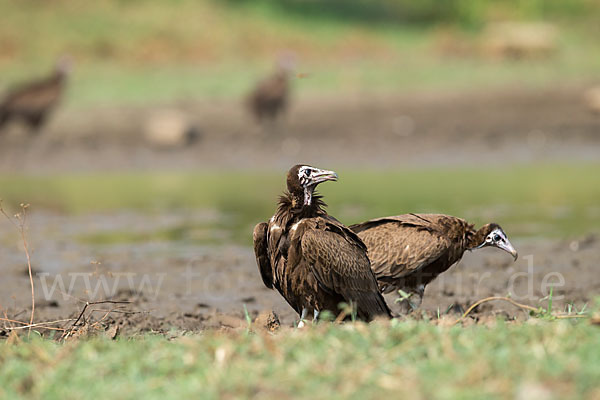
[351,214,452,279]
[253,222,273,288]
[296,218,390,318]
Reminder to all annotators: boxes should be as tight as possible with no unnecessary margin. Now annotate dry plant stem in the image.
[2,310,16,331]
[6,321,71,331]
[555,314,588,319]
[88,308,142,315]
[88,307,145,329]
[0,201,35,337]
[61,300,132,340]
[0,317,40,326]
[20,215,35,335]
[90,308,122,329]
[454,296,540,325]
[71,300,131,328]
[334,310,348,324]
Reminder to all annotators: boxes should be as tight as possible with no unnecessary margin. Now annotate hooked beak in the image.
[311,169,338,185]
[497,239,518,261]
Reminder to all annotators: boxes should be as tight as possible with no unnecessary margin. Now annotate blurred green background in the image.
[1,164,598,244]
[1,5,599,395]
[1,0,599,105]
[0,0,598,241]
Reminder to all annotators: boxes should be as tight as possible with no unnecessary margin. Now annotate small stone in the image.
[584,87,600,114]
[143,109,200,148]
[253,311,281,332]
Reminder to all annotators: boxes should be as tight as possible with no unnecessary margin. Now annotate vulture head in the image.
[277,51,296,74]
[287,164,338,207]
[55,55,73,78]
[473,223,518,260]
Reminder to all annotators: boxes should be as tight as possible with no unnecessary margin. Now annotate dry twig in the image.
[453,296,538,325]
[61,300,131,340]
[0,201,35,337]
[453,296,588,325]
[3,318,73,331]
[1,201,143,341]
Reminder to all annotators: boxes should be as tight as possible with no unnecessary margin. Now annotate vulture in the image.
[246,57,293,123]
[253,164,391,325]
[350,213,518,315]
[0,57,71,133]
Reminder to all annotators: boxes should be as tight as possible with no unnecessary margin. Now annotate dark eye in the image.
[304,169,311,177]
[493,234,501,242]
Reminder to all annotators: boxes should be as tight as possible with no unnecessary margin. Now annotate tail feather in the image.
[354,291,392,321]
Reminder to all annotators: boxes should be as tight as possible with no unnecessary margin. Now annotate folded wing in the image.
[351,214,452,280]
[297,218,390,319]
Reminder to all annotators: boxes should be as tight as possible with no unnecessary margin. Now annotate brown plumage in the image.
[0,58,71,133]
[350,213,518,315]
[253,165,391,324]
[246,60,292,123]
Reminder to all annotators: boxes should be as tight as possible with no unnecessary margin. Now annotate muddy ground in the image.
[0,85,599,336]
[0,84,599,172]
[0,211,598,335]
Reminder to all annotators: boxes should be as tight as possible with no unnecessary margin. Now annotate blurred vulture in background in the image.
[253,164,391,325]
[351,213,518,316]
[246,55,295,125]
[0,57,71,134]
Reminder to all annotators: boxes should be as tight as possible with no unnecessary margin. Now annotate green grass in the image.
[1,319,600,399]
[1,164,599,244]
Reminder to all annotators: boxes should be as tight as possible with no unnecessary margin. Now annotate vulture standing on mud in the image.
[351,213,518,315]
[253,165,391,325]
[246,56,294,124]
[0,57,71,133]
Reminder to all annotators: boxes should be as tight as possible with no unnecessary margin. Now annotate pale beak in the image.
[497,239,518,261]
[311,169,338,185]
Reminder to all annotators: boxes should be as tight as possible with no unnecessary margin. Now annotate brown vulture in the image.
[253,165,391,325]
[350,213,518,316]
[0,57,71,133]
[246,57,293,123]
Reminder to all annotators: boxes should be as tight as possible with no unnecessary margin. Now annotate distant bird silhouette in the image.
[0,57,71,134]
[246,56,294,124]
[351,213,518,316]
[253,164,391,325]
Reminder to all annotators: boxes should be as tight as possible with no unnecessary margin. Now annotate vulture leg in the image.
[297,307,308,328]
[384,286,425,317]
[384,292,408,317]
[410,285,426,310]
[313,309,320,323]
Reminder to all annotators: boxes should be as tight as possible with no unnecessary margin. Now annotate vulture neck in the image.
[276,190,327,226]
[465,225,487,251]
[275,68,289,81]
[52,66,70,82]
[55,70,68,82]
